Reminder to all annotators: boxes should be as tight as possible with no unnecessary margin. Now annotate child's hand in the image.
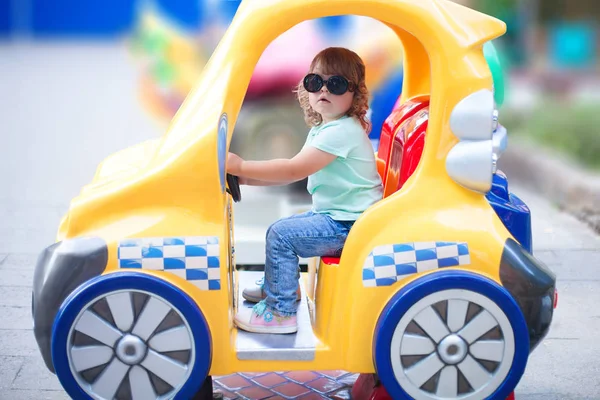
[227,152,244,175]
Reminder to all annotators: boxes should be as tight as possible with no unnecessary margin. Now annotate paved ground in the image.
[1,42,600,399]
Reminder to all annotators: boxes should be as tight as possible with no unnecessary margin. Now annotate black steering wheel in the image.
[226,174,242,202]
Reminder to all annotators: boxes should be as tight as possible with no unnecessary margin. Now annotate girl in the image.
[227,47,383,334]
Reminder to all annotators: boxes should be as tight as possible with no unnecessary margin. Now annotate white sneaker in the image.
[242,277,302,303]
[234,300,298,334]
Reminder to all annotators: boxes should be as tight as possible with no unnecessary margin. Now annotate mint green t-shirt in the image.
[304,116,383,221]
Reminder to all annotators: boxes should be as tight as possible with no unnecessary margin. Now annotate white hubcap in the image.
[66,290,195,400]
[389,289,515,400]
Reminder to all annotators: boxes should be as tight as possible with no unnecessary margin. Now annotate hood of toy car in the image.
[81,139,160,193]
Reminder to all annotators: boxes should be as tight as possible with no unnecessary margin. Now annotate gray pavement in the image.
[1,42,600,400]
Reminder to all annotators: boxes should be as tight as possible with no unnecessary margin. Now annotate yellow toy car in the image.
[32,1,556,399]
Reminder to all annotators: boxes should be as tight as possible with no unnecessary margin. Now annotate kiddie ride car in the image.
[32,1,556,399]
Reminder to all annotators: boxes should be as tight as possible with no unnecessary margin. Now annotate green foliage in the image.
[505,102,600,170]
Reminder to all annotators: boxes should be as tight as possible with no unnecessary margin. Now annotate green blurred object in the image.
[484,41,505,107]
[153,59,176,85]
[144,30,168,55]
[478,0,516,19]
[506,102,600,171]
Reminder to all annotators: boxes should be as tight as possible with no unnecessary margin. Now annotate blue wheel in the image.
[374,271,529,400]
[51,271,212,400]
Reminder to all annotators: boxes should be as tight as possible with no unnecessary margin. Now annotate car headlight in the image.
[449,89,495,141]
[446,89,505,194]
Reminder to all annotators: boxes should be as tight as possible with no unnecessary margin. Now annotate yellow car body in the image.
[60,0,507,373]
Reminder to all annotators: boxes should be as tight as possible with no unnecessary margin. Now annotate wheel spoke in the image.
[400,334,435,356]
[446,299,469,332]
[458,309,498,344]
[436,366,458,397]
[75,310,122,347]
[70,345,113,372]
[91,358,130,399]
[458,354,491,391]
[141,349,189,388]
[470,340,505,362]
[130,365,157,400]
[106,292,135,332]
[405,353,444,388]
[131,297,171,341]
[413,306,450,343]
[149,326,191,352]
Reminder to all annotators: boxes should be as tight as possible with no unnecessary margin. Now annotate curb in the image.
[499,138,600,234]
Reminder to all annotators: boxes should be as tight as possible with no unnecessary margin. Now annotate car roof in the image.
[232,0,506,50]
[154,0,506,186]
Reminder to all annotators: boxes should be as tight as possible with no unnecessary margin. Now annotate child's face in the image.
[308,66,354,124]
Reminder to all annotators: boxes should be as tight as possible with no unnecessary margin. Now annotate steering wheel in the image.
[226,174,242,202]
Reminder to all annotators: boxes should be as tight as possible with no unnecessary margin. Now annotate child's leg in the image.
[234,212,352,333]
[241,211,316,303]
[263,211,352,316]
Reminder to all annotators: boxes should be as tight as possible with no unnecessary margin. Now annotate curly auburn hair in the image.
[295,47,371,134]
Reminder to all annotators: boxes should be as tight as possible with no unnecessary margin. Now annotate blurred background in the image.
[0,0,599,256]
[1,0,598,171]
[1,0,599,165]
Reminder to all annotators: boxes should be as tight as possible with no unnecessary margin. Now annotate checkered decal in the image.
[363,242,470,287]
[118,237,221,291]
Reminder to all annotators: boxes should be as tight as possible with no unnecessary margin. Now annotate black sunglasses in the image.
[303,74,355,95]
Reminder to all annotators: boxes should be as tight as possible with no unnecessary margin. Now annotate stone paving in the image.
[213,371,357,399]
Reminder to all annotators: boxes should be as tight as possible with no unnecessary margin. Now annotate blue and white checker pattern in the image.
[118,237,221,291]
[363,241,470,287]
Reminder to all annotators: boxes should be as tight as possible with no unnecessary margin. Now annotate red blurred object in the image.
[247,71,307,99]
[554,289,558,309]
[245,21,323,99]
[352,374,517,400]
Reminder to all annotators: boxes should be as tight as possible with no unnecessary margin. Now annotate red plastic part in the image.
[398,108,429,188]
[377,96,430,181]
[382,107,429,198]
[352,374,517,400]
[321,256,339,265]
[351,374,392,400]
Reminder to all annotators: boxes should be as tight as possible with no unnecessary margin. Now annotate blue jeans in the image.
[263,211,354,316]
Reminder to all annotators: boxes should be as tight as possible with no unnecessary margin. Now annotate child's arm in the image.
[229,172,292,186]
[242,178,289,186]
[227,148,336,183]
